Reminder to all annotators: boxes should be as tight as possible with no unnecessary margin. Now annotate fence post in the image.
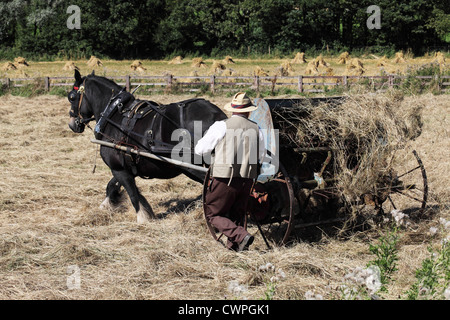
[210,75,215,93]
[435,75,440,92]
[125,75,131,91]
[167,74,173,90]
[389,75,394,88]
[5,78,10,89]
[298,75,303,93]
[343,75,348,87]
[254,75,260,92]
[44,77,50,91]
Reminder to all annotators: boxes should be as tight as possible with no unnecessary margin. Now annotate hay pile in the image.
[291,52,307,64]
[338,52,350,64]
[253,66,269,77]
[375,55,388,67]
[1,58,30,71]
[168,56,183,65]
[87,56,103,68]
[322,67,335,76]
[191,57,207,68]
[1,62,17,71]
[130,60,146,73]
[210,61,226,73]
[13,57,29,68]
[222,56,235,65]
[276,61,294,76]
[315,55,329,67]
[393,51,406,64]
[63,61,79,71]
[345,58,365,75]
[305,55,329,75]
[282,93,423,214]
[433,52,446,65]
[305,60,319,75]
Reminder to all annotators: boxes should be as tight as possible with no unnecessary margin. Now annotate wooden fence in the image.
[2,74,450,94]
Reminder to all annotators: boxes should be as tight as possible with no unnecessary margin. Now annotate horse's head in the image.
[68,70,95,133]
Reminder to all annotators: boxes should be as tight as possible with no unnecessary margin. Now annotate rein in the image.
[71,79,95,126]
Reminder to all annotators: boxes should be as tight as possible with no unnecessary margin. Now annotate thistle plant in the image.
[406,218,450,300]
[368,225,400,288]
[258,262,286,300]
[325,266,382,300]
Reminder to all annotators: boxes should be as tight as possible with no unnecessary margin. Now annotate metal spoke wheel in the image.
[248,161,297,246]
[378,148,428,219]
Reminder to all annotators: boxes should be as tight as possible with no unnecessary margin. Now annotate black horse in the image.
[68,70,227,222]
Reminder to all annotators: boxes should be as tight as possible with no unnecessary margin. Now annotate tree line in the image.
[0,0,448,60]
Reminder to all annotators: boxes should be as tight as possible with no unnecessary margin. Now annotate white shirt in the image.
[195,115,266,163]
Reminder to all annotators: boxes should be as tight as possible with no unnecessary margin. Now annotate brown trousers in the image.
[204,177,254,250]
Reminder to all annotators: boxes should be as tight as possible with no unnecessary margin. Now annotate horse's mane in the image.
[87,74,123,91]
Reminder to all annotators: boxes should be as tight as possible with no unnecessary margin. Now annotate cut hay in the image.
[87,56,103,68]
[253,66,269,77]
[345,58,365,76]
[1,62,17,71]
[277,93,423,220]
[130,60,147,73]
[376,55,388,67]
[291,52,307,64]
[348,58,364,69]
[315,55,329,67]
[276,61,294,76]
[168,56,183,65]
[191,57,207,68]
[63,61,79,71]
[322,67,335,76]
[393,51,406,64]
[210,61,226,73]
[0,93,447,300]
[305,60,319,75]
[337,52,350,64]
[14,57,29,68]
[222,56,235,65]
[433,52,446,65]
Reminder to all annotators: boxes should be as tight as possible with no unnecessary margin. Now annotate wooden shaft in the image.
[91,139,208,173]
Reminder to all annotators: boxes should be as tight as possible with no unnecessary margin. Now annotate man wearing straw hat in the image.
[195,92,265,251]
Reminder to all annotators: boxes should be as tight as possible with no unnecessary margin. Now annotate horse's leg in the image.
[99,177,123,210]
[111,169,155,223]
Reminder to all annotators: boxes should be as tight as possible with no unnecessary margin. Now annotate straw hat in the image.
[224,92,258,113]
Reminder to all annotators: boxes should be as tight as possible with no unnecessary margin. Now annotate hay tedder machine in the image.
[203,97,428,247]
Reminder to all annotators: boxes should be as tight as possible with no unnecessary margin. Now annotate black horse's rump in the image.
[68,70,227,221]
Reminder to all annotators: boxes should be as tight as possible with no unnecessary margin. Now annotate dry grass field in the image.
[1,51,448,80]
[0,90,448,300]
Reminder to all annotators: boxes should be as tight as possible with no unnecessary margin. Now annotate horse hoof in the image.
[137,209,153,223]
[99,197,113,210]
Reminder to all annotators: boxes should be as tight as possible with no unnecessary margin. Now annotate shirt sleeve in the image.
[194,120,227,155]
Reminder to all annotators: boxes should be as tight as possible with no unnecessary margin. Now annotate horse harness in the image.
[94,90,199,175]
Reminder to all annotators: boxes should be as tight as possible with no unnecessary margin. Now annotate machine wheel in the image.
[379,149,428,218]
[249,161,297,246]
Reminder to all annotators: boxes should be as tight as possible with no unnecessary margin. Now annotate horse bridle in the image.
[69,79,95,128]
